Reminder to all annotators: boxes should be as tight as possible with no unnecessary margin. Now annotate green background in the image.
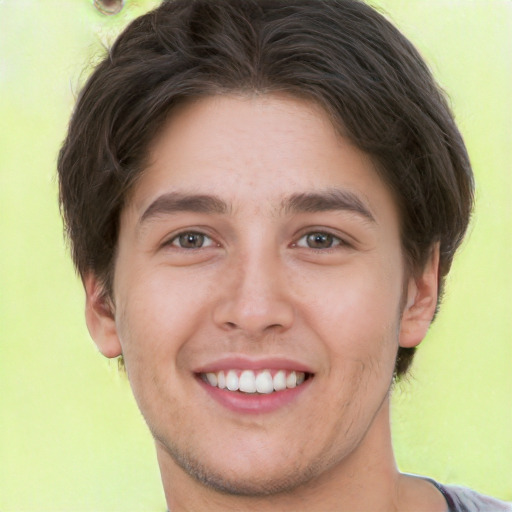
[1,1,510,510]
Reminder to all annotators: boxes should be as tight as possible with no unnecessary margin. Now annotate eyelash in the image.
[165,231,216,250]
[165,230,349,251]
[294,231,349,251]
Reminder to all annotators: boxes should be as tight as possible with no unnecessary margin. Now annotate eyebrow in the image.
[139,188,376,225]
[139,192,229,224]
[282,189,376,223]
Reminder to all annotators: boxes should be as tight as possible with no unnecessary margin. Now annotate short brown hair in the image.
[58,0,474,376]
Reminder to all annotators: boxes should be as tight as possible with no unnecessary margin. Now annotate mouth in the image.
[198,369,313,395]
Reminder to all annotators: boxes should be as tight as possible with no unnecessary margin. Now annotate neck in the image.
[157,398,428,512]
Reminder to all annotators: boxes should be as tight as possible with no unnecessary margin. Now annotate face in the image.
[92,94,420,496]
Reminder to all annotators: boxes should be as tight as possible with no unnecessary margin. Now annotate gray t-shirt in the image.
[164,478,512,511]
[430,480,512,512]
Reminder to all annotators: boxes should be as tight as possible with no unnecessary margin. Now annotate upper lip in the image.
[193,356,314,375]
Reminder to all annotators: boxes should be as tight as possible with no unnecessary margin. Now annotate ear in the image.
[399,244,440,348]
[84,274,123,358]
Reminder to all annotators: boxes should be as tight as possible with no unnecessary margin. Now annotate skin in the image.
[85,94,445,511]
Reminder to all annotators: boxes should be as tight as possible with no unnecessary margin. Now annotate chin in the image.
[163,438,329,497]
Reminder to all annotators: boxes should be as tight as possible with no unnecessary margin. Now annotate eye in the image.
[168,232,215,249]
[296,231,345,249]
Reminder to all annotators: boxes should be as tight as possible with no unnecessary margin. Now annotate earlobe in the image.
[399,244,440,348]
[84,274,123,358]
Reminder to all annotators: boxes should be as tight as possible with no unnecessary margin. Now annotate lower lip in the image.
[197,376,313,414]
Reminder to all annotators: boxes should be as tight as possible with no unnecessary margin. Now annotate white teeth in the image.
[203,369,309,394]
[273,370,287,391]
[205,372,217,386]
[217,371,226,389]
[255,370,273,394]
[239,370,257,393]
[286,371,297,389]
[226,370,239,391]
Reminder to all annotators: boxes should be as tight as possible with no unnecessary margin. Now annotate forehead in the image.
[126,93,398,226]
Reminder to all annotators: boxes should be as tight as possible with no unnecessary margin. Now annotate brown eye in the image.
[169,232,215,249]
[295,231,344,250]
[306,232,334,249]
[178,233,205,248]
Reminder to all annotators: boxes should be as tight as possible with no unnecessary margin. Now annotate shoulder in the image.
[432,481,512,512]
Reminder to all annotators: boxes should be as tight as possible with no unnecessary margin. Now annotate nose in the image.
[212,250,295,336]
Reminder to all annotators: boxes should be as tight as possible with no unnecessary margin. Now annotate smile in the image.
[200,369,310,394]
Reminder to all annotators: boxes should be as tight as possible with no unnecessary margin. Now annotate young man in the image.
[57,0,511,510]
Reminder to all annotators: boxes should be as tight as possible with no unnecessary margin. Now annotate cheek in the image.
[297,259,403,360]
[112,266,212,384]
[116,264,209,335]
[112,277,201,425]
